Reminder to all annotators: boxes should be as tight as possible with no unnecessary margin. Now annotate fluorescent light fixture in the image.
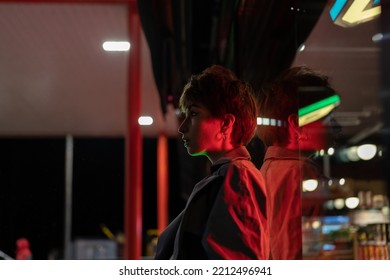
[102,41,130,51]
[138,116,153,126]
[257,117,287,127]
[298,94,341,127]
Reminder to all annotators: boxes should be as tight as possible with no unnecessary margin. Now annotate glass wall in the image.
[292,1,389,259]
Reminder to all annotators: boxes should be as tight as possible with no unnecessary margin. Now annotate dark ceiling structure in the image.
[138,0,327,115]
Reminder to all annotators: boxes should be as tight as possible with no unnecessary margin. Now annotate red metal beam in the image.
[125,0,142,260]
[157,133,169,233]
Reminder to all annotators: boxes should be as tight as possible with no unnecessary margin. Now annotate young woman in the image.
[257,66,341,259]
[155,65,269,259]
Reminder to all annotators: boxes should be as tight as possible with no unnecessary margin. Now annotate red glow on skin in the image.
[178,103,235,163]
[285,115,338,152]
[299,121,331,151]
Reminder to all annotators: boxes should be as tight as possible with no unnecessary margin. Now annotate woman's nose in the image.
[178,118,187,134]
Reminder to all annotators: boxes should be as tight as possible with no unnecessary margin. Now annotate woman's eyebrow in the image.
[189,103,203,110]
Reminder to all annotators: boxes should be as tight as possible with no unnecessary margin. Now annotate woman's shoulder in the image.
[220,159,265,187]
[231,157,261,173]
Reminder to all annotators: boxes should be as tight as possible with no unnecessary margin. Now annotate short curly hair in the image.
[179,65,257,146]
[257,65,336,147]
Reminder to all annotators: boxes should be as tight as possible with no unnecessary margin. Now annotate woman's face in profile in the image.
[178,103,222,157]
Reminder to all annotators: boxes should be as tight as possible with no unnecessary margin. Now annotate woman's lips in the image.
[182,138,190,147]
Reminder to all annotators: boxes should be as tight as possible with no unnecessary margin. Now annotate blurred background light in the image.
[324,200,334,210]
[302,179,318,192]
[138,116,153,126]
[345,197,359,209]
[312,220,321,229]
[334,198,345,210]
[356,144,377,160]
[372,33,383,42]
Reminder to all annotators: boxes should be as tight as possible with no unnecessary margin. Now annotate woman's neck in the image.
[207,146,241,164]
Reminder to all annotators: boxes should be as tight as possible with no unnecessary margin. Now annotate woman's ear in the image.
[221,114,235,133]
[287,114,299,133]
[288,113,308,142]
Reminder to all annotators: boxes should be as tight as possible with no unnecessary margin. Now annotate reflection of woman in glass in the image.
[257,66,341,259]
[155,65,269,260]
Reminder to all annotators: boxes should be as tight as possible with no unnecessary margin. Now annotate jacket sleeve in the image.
[202,164,268,259]
[154,211,183,259]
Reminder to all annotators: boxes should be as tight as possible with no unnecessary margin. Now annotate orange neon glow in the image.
[157,133,169,233]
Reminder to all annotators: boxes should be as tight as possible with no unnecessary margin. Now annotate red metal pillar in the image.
[124,0,142,260]
[157,133,169,233]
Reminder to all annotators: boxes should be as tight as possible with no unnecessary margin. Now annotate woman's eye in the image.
[189,111,198,117]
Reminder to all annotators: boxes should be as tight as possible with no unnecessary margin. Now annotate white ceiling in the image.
[0,2,175,137]
[0,2,384,141]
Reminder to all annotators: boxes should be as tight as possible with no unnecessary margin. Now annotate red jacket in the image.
[260,146,324,259]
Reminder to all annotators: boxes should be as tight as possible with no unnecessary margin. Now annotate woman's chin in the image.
[188,149,207,157]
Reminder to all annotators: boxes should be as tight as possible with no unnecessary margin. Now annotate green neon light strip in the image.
[299,105,337,127]
[298,95,341,117]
